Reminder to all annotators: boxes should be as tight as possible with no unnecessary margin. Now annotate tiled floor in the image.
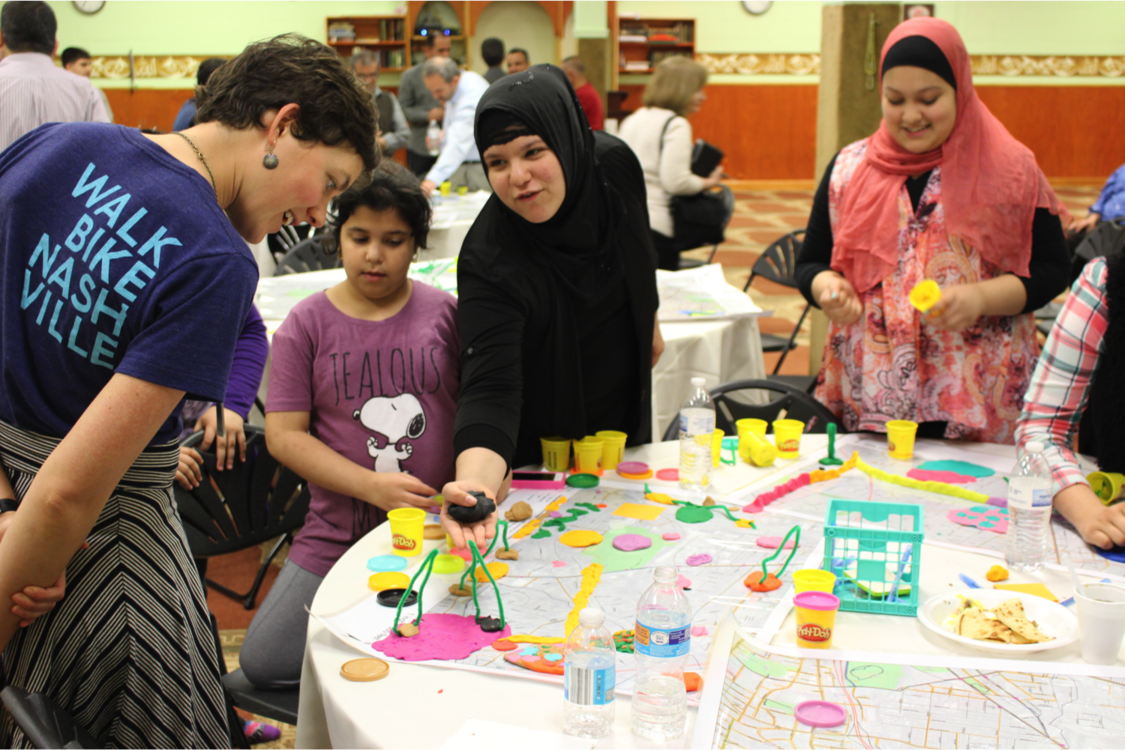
[211,178,1102,748]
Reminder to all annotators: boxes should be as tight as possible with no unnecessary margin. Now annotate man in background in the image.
[399,32,451,177]
[481,37,505,84]
[351,49,409,156]
[562,56,603,131]
[421,57,489,196]
[507,47,529,75]
[61,46,112,122]
[0,1,107,153]
[172,57,225,131]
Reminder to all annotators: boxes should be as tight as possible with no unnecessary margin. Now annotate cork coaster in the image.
[340,658,390,682]
[423,524,445,540]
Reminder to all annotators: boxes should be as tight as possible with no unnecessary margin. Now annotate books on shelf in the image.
[623,60,651,72]
[619,34,647,43]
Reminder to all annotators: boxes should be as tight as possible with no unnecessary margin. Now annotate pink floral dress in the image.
[816,138,1039,444]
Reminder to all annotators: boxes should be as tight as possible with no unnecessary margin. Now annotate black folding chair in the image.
[0,686,102,749]
[175,425,311,610]
[273,234,340,276]
[743,230,810,375]
[661,378,842,441]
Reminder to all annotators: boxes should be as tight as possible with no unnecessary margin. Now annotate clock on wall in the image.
[741,1,772,15]
[73,1,105,15]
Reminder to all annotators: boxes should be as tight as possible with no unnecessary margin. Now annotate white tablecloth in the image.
[295,436,1122,748]
[420,191,490,260]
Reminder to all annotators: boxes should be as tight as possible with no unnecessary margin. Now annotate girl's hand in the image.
[1077,503,1125,550]
[925,284,986,331]
[817,275,863,325]
[195,407,247,471]
[366,473,439,514]
[439,481,498,551]
[176,446,203,489]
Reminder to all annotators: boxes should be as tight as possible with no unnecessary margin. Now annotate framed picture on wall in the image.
[903,4,935,21]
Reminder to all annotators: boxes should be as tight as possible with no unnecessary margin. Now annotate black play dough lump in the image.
[448,491,495,524]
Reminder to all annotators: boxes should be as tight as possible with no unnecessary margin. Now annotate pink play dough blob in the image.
[677,574,692,589]
[613,534,653,552]
[662,532,681,541]
[373,614,510,661]
[756,536,796,550]
[691,625,708,636]
[686,553,712,566]
[906,468,976,484]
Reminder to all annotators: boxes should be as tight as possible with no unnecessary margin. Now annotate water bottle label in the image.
[1009,481,1053,510]
[634,622,690,658]
[564,663,615,706]
[679,410,714,437]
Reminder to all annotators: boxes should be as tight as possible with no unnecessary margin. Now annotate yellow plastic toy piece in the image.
[564,563,604,637]
[985,565,1009,582]
[909,279,942,313]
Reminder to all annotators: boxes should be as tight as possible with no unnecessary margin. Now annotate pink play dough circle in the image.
[756,536,796,550]
[373,613,511,661]
[612,534,652,552]
[655,468,679,481]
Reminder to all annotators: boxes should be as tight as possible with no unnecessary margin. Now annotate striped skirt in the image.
[0,421,230,749]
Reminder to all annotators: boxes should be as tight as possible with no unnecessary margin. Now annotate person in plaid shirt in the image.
[1017,256,1125,549]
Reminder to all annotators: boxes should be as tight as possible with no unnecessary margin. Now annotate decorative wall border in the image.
[83,53,1125,80]
[697,53,1125,78]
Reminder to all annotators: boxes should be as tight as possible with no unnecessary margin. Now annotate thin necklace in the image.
[172,131,217,199]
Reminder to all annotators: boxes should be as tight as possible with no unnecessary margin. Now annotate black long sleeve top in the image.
[795,153,1071,312]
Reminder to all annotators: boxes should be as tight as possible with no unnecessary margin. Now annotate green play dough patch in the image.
[581,527,668,573]
[532,529,551,539]
[917,460,995,478]
[676,504,715,524]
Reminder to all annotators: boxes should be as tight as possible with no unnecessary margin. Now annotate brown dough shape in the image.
[423,524,446,540]
[398,623,420,637]
[449,584,474,597]
[703,497,716,507]
[504,501,533,522]
[496,549,520,561]
[744,571,782,592]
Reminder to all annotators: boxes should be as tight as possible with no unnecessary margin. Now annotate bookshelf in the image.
[327,16,410,71]
[616,17,695,75]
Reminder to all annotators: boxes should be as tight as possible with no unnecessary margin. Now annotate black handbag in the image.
[659,115,729,247]
[1073,219,1125,282]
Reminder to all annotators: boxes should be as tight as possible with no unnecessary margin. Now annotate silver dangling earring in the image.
[263,145,279,170]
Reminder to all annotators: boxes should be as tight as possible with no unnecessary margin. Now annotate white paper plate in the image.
[918,589,1079,654]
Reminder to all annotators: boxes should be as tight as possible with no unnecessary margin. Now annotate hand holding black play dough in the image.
[447,491,496,524]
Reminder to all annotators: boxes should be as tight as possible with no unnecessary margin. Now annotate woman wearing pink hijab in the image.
[794,17,1071,443]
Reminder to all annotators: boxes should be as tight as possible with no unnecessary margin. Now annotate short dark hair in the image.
[0,1,56,55]
[196,57,226,86]
[562,56,585,76]
[481,37,504,66]
[60,46,90,67]
[332,162,432,251]
[195,34,379,174]
[508,48,529,63]
[423,32,444,49]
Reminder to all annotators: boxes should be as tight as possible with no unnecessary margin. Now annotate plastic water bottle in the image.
[1006,440,1054,573]
[426,120,441,156]
[633,566,690,741]
[563,607,616,739]
[678,377,715,490]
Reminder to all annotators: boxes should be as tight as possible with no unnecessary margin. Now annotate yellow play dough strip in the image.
[809,453,858,483]
[505,635,565,644]
[853,454,990,504]
[564,563,604,637]
[512,496,568,540]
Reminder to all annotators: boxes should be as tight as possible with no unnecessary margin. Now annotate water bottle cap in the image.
[578,607,604,626]
[691,377,706,387]
[1026,440,1045,454]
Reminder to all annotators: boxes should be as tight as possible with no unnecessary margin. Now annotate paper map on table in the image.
[736,433,1125,579]
[694,615,1125,749]
[313,485,818,694]
[656,264,767,322]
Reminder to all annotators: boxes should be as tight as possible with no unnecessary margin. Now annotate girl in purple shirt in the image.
[240,162,460,688]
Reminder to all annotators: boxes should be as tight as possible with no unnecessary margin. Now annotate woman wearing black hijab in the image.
[440,65,662,548]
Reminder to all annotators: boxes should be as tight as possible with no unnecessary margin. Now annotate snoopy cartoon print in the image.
[353,394,427,473]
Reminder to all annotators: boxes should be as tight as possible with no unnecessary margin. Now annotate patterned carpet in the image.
[210,178,1102,748]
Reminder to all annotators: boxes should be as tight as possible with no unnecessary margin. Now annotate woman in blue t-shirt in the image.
[0,35,377,749]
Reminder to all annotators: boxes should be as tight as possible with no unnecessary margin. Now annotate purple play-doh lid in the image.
[793,591,841,611]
